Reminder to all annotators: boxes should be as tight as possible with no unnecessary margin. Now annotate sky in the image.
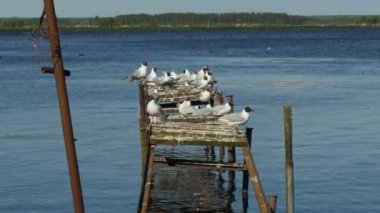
[1,0,380,18]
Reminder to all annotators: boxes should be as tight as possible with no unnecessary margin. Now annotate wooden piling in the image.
[139,84,148,175]
[43,1,85,212]
[267,194,278,213]
[140,145,156,213]
[226,95,236,180]
[213,91,223,105]
[241,146,271,213]
[284,105,295,213]
[226,95,234,112]
[213,91,225,162]
[242,128,253,196]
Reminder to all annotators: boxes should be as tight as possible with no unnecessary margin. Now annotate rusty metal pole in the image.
[43,0,85,212]
[284,105,295,213]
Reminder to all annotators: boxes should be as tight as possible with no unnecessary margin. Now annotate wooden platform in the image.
[137,83,273,213]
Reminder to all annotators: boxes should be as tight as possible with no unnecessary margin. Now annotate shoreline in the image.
[1,13,380,32]
[1,24,380,32]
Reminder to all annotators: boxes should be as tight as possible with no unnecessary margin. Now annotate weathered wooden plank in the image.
[151,122,240,132]
[151,128,246,139]
[154,156,247,171]
[150,135,247,147]
[167,115,219,123]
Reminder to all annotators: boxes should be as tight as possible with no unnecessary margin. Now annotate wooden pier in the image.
[137,78,275,212]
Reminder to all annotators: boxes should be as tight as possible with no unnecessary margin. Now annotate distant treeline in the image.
[1,12,380,30]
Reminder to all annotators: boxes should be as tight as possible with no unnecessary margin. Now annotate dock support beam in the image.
[139,84,148,175]
[226,95,236,180]
[139,145,156,213]
[43,1,85,212]
[242,146,271,213]
[242,127,253,207]
[284,105,295,213]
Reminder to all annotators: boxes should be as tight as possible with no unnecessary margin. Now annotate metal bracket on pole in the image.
[41,66,71,76]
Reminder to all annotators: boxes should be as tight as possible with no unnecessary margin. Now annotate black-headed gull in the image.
[192,76,209,89]
[193,104,212,116]
[196,66,208,80]
[211,102,232,116]
[155,72,176,87]
[146,92,167,123]
[178,100,196,116]
[199,90,211,102]
[218,107,254,132]
[146,67,157,83]
[125,61,148,82]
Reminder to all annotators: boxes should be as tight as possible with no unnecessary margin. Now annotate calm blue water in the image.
[1,28,380,212]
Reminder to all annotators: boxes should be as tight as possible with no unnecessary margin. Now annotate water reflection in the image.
[148,146,239,212]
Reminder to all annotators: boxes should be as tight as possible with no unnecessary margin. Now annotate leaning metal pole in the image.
[43,0,85,212]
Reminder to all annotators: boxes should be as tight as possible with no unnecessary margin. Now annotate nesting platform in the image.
[137,83,273,213]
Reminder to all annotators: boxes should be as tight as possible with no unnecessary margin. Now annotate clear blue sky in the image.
[1,0,380,18]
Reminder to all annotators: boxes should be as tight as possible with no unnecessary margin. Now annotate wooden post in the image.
[139,84,148,175]
[226,95,234,112]
[226,95,235,180]
[43,1,85,212]
[138,145,156,213]
[242,128,253,196]
[242,146,271,213]
[213,91,223,105]
[212,91,225,162]
[284,105,295,213]
[267,194,278,213]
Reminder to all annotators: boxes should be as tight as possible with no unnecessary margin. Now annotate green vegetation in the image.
[1,12,380,31]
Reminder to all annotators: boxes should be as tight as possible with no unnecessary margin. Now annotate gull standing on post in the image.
[123,61,148,82]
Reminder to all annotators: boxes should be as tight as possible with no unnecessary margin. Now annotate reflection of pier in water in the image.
[150,146,235,212]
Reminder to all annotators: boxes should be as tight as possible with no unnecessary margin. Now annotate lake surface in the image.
[1,28,380,212]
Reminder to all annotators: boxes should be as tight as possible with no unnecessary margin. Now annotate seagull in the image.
[123,61,148,82]
[199,90,211,102]
[146,93,167,123]
[192,76,209,89]
[155,72,176,87]
[211,102,232,116]
[146,67,158,83]
[177,69,192,83]
[151,89,160,101]
[176,82,191,92]
[205,70,215,84]
[193,104,213,116]
[196,66,208,80]
[178,100,197,116]
[169,71,180,81]
[218,107,254,133]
